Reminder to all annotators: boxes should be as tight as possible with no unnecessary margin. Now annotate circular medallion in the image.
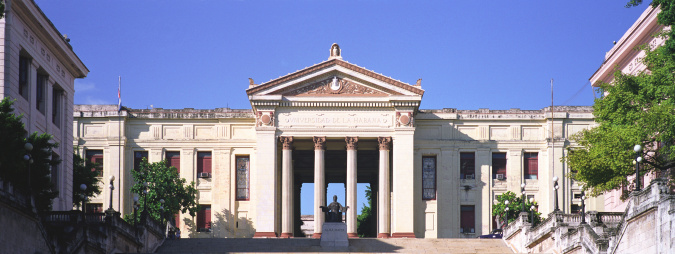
[330,77,341,91]
[399,115,410,125]
[261,114,271,125]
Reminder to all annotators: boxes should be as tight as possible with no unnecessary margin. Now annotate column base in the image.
[253,232,278,238]
[347,233,359,238]
[279,232,293,238]
[312,233,322,239]
[391,232,416,238]
[377,233,390,238]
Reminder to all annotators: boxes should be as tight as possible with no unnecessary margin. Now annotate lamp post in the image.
[141,182,148,223]
[553,176,560,212]
[521,183,526,213]
[504,200,510,228]
[634,144,643,191]
[580,190,586,224]
[80,184,87,212]
[133,196,139,225]
[529,198,535,224]
[23,143,33,193]
[160,199,165,224]
[106,175,116,215]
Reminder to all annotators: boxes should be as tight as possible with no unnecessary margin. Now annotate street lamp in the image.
[23,143,33,192]
[530,204,536,225]
[580,190,587,224]
[634,144,643,191]
[133,195,139,225]
[107,175,115,213]
[80,184,87,212]
[504,200,510,228]
[553,176,560,212]
[521,183,526,213]
[141,182,149,223]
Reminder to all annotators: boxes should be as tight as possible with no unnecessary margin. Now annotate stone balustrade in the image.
[503,178,675,254]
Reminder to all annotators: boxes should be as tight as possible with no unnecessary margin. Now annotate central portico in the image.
[247,44,424,238]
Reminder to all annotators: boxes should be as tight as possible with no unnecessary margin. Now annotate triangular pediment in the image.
[246,59,424,98]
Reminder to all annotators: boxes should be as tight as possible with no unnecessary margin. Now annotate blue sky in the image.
[36,1,651,215]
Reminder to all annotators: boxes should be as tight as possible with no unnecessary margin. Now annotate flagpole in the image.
[118,76,122,212]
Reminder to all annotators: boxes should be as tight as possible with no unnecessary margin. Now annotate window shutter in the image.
[167,152,180,174]
[198,152,212,174]
[205,206,211,230]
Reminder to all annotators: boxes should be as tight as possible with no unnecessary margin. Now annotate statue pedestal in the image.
[320,222,349,247]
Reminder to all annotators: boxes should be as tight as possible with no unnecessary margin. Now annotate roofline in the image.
[246,58,424,96]
[11,0,89,78]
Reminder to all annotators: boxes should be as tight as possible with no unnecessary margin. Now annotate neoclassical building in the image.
[74,44,598,238]
[1,0,89,211]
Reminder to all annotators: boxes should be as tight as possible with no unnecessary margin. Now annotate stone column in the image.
[345,137,358,238]
[280,136,294,238]
[377,137,392,238]
[313,137,327,238]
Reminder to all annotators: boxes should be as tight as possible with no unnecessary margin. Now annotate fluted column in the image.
[346,136,358,238]
[377,137,392,238]
[280,136,294,238]
[313,136,326,238]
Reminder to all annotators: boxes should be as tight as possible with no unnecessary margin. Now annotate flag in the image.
[118,76,122,112]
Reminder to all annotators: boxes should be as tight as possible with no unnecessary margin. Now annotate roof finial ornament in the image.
[329,43,342,60]
[248,78,257,88]
[415,78,422,86]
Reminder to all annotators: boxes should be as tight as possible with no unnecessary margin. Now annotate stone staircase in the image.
[155,238,515,253]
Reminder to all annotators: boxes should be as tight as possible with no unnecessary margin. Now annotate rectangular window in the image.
[86,150,103,177]
[86,203,104,213]
[197,151,212,175]
[36,73,48,114]
[51,86,62,127]
[133,151,148,171]
[166,151,180,174]
[524,152,538,179]
[460,205,475,233]
[460,152,475,179]
[197,205,211,232]
[51,152,59,191]
[492,153,507,180]
[19,56,31,99]
[422,156,437,200]
[236,156,250,200]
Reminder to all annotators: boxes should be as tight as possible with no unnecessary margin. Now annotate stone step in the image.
[155,238,517,253]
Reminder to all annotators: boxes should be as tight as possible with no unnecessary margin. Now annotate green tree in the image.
[356,185,375,237]
[72,150,101,208]
[0,98,60,214]
[125,158,199,225]
[492,191,542,226]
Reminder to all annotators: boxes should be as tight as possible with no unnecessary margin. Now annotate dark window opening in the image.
[86,150,103,177]
[460,152,475,179]
[422,156,437,200]
[492,153,507,180]
[524,152,538,179]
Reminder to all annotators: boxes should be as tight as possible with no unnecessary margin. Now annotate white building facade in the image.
[1,0,89,211]
[74,44,597,238]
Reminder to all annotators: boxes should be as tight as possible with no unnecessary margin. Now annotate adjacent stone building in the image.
[0,0,88,210]
[74,44,598,239]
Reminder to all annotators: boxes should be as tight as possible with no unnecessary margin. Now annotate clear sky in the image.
[35,0,651,215]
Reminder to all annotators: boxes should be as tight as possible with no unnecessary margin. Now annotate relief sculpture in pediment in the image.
[281,76,389,96]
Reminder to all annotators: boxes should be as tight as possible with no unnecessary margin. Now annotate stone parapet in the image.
[503,178,675,254]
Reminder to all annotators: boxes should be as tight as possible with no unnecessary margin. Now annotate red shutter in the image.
[166,152,180,174]
[205,206,211,230]
[197,152,212,174]
[524,153,538,178]
[174,213,180,227]
[197,208,205,230]
[460,206,475,232]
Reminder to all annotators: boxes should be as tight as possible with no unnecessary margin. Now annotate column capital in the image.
[378,137,392,151]
[313,136,326,151]
[345,137,359,150]
[280,136,294,150]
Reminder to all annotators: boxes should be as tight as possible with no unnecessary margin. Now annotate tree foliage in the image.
[492,191,542,226]
[0,98,60,213]
[566,1,675,197]
[125,158,199,225]
[72,150,101,208]
[356,185,375,237]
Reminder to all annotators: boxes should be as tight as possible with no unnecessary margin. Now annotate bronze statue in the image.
[320,195,349,222]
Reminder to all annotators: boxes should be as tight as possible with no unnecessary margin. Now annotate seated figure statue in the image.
[320,195,349,222]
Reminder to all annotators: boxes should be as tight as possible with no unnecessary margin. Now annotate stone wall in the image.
[0,187,51,254]
[503,178,675,254]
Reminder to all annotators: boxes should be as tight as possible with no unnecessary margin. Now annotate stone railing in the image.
[42,210,168,253]
[504,178,675,254]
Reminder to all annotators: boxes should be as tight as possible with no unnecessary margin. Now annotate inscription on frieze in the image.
[278,113,392,128]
